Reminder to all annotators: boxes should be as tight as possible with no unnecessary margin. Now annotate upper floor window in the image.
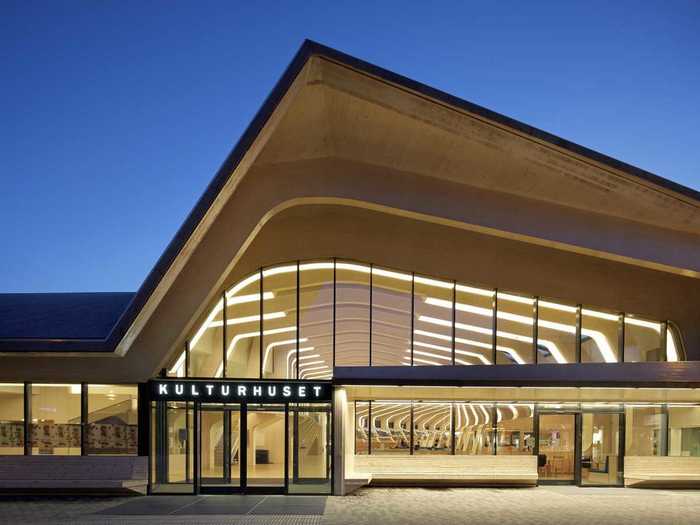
[171,259,684,378]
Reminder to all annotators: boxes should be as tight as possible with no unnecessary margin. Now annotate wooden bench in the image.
[353,454,537,487]
[0,456,147,495]
[624,456,700,488]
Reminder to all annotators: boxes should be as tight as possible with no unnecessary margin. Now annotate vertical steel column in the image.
[575,305,582,363]
[137,383,150,457]
[451,281,457,366]
[662,404,670,456]
[259,268,264,379]
[410,273,415,366]
[368,401,372,455]
[332,258,337,369]
[492,405,498,455]
[185,340,190,378]
[619,313,626,363]
[223,410,231,483]
[285,404,291,492]
[193,401,200,494]
[222,291,227,378]
[80,383,88,456]
[240,403,248,490]
[296,261,300,380]
[533,297,539,364]
[492,290,498,365]
[23,382,31,456]
[450,403,456,455]
[619,410,626,480]
[369,264,373,367]
[660,321,668,362]
[409,401,414,455]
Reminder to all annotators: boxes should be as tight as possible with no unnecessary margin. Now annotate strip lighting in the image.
[261,338,308,372]
[208,311,286,328]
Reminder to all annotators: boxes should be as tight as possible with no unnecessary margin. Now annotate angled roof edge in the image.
[2,39,697,353]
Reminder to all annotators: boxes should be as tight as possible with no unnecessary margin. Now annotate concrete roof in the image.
[1,39,697,354]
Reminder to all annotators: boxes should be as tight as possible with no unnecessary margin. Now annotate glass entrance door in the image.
[200,404,241,491]
[580,411,623,486]
[288,404,332,493]
[537,413,576,483]
[246,404,286,489]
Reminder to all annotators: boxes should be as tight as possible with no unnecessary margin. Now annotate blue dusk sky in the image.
[2,1,699,293]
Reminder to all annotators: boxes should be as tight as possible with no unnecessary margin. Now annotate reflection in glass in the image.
[355,401,370,455]
[413,402,452,454]
[247,404,285,487]
[335,262,370,367]
[413,276,454,366]
[625,406,666,456]
[370,402,410,454]
[298,262,334,380]
[668,405,700,457]
[30,384,81,456]
[581,412,622,485]
[537,300,577,364]
[581,308,620,363]
[0,384,24,455]
[288,404,332,493]
[86,385,137,455]
[624,317,662,362]
[452,285,494,365]
[190,297,224,378]
[496,292,535,364]
[225,270,264,378]
[262,266,297,379]
[371,267,412,366]
[455,403,494,455]
[496,404,534,455]
[537,413,575,481]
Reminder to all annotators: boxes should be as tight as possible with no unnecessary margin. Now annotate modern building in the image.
[1,40,699,495]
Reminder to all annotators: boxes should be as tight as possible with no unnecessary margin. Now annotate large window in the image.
[581,308,620,363]
[370,402,410,454]
[226,270,263,379]
[355,401,370,455]
[174,259,684,378]
[0,384,24,455]
[262,265,297,379]
[413,402,452,454]
[455,403,494,455]
[496,292,535,365]
[371,267,412,366]
[412,276,454,366]
[668,405,700,457]
[625,405,666,456]
[298,262,334,380]
[335,261,370,367]
[496,403,534,455]
[30,384,81,456]
[624,317,663,362]
[537,300,577,364]
[453,285,494,365]
[86,385,138,455]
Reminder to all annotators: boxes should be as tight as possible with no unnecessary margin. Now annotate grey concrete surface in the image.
[1,487,699,525]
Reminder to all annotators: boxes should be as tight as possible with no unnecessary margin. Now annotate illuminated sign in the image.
[150,379,332,403]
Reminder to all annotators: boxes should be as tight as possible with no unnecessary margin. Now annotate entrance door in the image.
[288,405,332,493]
[537,413,577,483]
[580,411,623,486]
[246,404,286,490]
[200,404,241,491]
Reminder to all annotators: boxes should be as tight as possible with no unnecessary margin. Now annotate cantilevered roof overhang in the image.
[1,40,698,382]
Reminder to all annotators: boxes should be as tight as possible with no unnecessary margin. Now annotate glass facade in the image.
[0,384,24,455]
[172,259,684,378]
[30,384,81,456]
[0,383,138,457]
[86,385,138,455]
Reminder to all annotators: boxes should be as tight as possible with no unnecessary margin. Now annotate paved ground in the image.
[1,487,699,525]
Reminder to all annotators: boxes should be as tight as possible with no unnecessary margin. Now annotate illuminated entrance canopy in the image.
[151,379,332,403]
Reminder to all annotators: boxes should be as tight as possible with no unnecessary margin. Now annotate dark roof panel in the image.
[0,292,134,341]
